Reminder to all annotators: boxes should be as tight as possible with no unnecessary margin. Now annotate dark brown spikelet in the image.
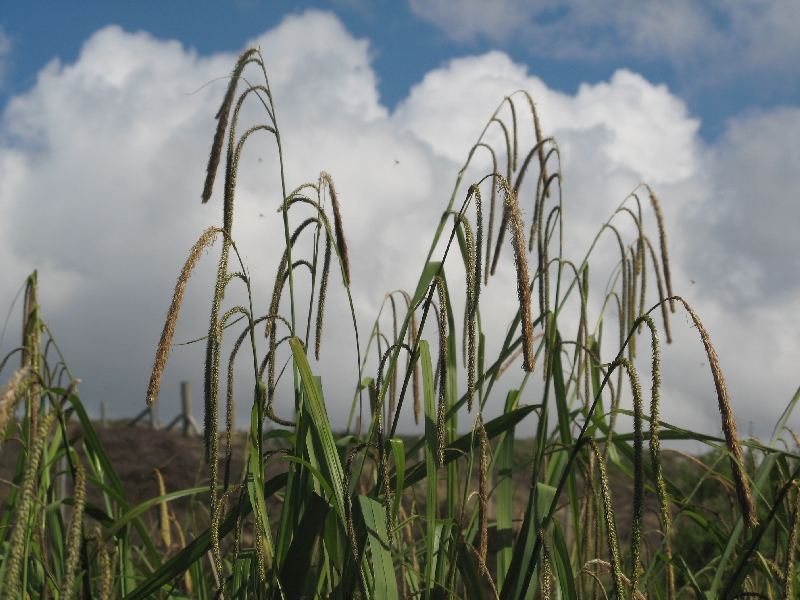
[147,227,221,405]
[406,294,421,425]
[522,92,550,199]
[315,233,332,360]
[321,172,351,285]
[504,182,535,371]
[673,296,758,528]
[202,48,259,203]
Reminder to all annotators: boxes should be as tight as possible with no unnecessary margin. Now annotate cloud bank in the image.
[409,0,800,92]
[1,10,798,438]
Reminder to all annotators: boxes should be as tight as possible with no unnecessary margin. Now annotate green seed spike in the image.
[491,117,513,184]
[345,443,372,600]
[433,276,448,467]
[508,97,518,172]
[590,440,625,600]
[782,489,800,600]
[389,294,399,419]
[617,357,644,593]
[478,420,489,569]
[540,532,553,600]
[2,410,56,600]
[455,211,477,410]
[21,271,39,446]
[474,145,498,284]
[91,535,112,600]
[644,236,672,343]
[60,459,86,600]
[396,290,422,425]
[0,367,34,450]
[638,315,671,533]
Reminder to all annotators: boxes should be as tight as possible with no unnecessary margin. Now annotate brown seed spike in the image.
[321,172,351,285]
[147,227,221,405]
[202,47,259,203]
[672,296,758,529]
[502,181,535,372]
[648,188,674,312]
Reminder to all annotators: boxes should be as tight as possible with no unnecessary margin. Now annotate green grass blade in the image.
[496,390,519,589]
[457,543,488,600]
[359,495,399,600]
[552,520,578,600]
[290,337,346,518]
[123,472,288,600]
[389,438,405,520]
[280,491,331,598]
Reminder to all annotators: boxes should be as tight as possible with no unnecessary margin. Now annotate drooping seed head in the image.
[674,296,758,529]
[320,172,351,285]
[202,48,259,203]
[502,181,535,372]
[648,188,674,313]
[147,227,221,405]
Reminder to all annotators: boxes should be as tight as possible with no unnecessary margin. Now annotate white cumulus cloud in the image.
[409,0,800,91]
[0,10,797,439]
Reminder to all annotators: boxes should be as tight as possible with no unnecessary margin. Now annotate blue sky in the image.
[3,1,798,140]
[0,2,799,438]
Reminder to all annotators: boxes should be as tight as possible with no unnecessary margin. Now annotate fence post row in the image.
[119,381,206,436]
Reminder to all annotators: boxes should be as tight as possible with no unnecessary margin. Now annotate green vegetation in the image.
[2,47,800,599]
